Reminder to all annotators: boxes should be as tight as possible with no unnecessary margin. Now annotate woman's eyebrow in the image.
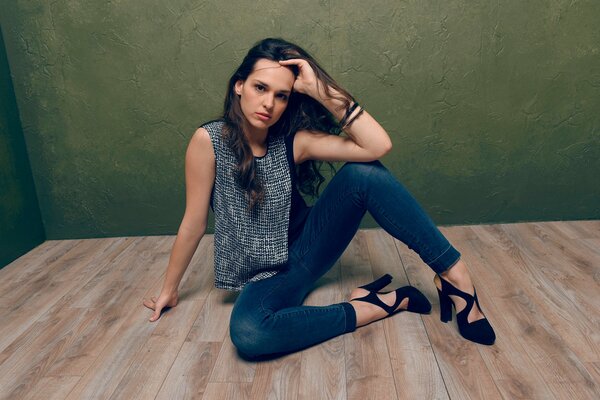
[253,79,291,94]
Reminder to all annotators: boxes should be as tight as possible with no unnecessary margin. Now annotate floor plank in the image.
[209,335,256,383]
[364,229,448,399]
[298,262,347,400]
[395,235,504,400]
[450,233,557,399]
[340,231,398,400]
[202,382,252,400]
[0,240,79,296]
[250,352,302,400]
[0,238,133,356]
[154,336,221,400]
[107,298,206,400]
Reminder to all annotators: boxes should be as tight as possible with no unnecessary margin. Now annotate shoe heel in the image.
[359,274,393,292]
[438,288,453,323]
[436,276,496,345]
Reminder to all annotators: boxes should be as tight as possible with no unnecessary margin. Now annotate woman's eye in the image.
[255,84,287,100]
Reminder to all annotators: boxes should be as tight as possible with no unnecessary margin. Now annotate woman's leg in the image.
[229,260,356,359]
[299,160,485,324]
[230,160,463,358]
[289,159,461,281]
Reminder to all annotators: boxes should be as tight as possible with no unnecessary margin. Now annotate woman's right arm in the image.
[143,127,216,322]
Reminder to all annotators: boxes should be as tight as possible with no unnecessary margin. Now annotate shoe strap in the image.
[358,274,393,292]
[439,277,476,322]
[352,291,397,315]
[473,289,484,314]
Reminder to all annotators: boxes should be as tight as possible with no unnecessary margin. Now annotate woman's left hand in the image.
[278,58,320,98]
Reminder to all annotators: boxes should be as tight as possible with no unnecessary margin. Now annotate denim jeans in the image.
[229,160,461,359]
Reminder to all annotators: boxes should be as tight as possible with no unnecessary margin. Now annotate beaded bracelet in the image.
[339,101,359,128]
[342,106,365,130]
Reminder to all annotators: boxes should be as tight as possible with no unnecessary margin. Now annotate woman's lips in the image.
[256,112,271,121]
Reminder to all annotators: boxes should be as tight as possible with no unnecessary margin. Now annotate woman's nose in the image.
[263,94,274,109]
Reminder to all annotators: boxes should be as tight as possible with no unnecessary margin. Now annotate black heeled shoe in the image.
[351,274,432,318]
[436,275,496,345]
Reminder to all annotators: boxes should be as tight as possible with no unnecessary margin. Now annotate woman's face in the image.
[234,58,295,135]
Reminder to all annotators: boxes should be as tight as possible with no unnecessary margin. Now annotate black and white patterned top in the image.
[202,119,293,291]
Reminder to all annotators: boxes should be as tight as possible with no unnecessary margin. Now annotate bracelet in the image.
[342,106,365,130]
[339,101,359,128]
[339,102,358,127]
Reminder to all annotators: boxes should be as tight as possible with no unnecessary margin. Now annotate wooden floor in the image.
[1,220,599,399]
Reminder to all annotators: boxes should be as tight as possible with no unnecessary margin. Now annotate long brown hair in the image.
[222,38,354,212]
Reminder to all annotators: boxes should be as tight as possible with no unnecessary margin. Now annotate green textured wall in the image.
[0,27,45,267]
[0,1,598,239]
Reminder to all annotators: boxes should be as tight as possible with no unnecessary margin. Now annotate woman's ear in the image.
[234,80,243,96]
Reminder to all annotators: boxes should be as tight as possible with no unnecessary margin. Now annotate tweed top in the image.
[202,119,292,291]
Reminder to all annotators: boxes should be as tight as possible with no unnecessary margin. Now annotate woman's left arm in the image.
[279,58,393,162]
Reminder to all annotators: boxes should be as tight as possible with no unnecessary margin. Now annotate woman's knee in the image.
[340,159,386,179]
[229,314,270,358]
[338,160,391,189]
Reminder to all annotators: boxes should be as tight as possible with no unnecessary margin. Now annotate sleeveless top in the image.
[201,119,310,291]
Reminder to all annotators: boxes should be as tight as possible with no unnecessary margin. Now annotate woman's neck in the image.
[243,122,268,147]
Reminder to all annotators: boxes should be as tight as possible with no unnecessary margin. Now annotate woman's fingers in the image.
[149,307,162,322]
[278,59,317,97]
[144,293,178,322]
[149,299,164,322]
[279,58,309,76]
[142,297,155,310]
[279,58,304,66]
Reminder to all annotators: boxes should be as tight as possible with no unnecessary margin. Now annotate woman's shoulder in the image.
[191,119,226,163]
[199,118,226,132]
[189,125,215,157]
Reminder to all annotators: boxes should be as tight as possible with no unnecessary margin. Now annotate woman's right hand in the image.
[143,290,179,322]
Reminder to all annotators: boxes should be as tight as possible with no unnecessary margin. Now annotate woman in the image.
[143,38,495,358]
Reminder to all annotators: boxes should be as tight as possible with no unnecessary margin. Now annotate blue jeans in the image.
[229,160,461,359]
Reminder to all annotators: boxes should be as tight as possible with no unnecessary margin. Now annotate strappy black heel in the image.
[351,274,432,318]
[436,275,496,345]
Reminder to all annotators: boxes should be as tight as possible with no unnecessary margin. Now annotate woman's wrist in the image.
[313,84,353,121]
[339,101,360,128]
[161,284,179,296]
[341,104,364,130]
